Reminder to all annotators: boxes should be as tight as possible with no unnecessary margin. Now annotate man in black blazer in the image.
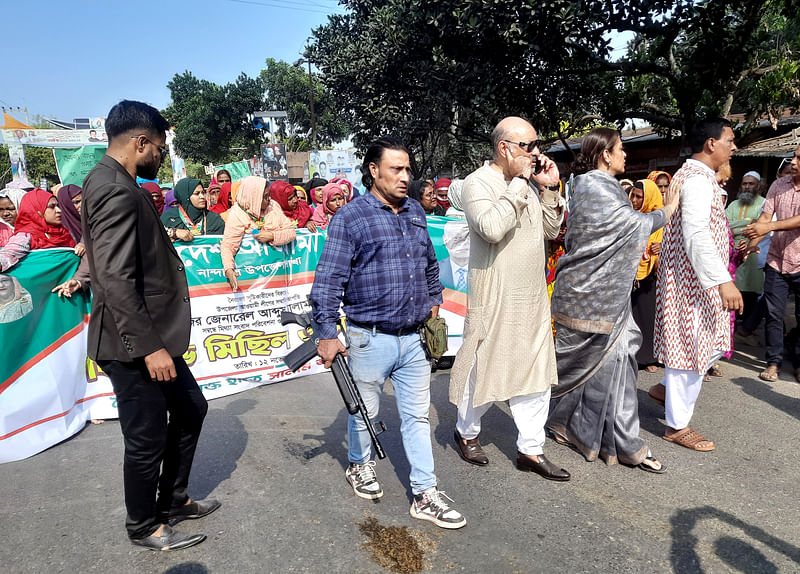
[82,100,219,551]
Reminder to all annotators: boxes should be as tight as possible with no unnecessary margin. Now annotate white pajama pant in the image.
[456,353,550,455]
[661,350,724,429]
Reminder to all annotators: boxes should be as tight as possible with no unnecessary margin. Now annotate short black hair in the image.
[105,100,169,142]
[688,118,732,154]
[361,136,408,190]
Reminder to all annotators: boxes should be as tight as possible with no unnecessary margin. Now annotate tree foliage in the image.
[259,58,351,151]
[311,0,800,173]
[22,146,59,188]
[164,71,266,164]
[609,0,800,133]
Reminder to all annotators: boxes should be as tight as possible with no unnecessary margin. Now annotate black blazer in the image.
[82,155,191,361]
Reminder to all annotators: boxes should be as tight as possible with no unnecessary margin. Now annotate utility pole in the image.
[307,56,316,148]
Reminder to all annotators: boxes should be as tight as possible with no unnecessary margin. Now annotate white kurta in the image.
[449,162,564,408]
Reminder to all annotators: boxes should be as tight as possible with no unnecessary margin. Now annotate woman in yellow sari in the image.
[630,179,663,372]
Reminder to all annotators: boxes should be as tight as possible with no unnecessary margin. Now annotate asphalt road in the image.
[1,341,799,574]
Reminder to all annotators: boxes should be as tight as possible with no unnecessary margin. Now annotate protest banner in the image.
[0,218,467,464]
[2,128,108,147]
[206,160,251,181]
[53,146,108,186]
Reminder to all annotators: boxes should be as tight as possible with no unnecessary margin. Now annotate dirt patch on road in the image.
[358,516,438,573]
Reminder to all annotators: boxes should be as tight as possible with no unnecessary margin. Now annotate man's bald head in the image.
[491,117,537,159]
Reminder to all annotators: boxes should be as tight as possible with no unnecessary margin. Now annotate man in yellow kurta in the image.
[449,116,569,481]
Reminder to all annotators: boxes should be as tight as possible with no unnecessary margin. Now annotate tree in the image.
[311,0,800,173]
[22,146,59,188]
[310,0,634,175]
[606,0,800,134]
[0,146,10,189]
[164,71,266,164]
[259,58,351,151]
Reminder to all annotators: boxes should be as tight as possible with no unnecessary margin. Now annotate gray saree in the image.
[548,169,666,465]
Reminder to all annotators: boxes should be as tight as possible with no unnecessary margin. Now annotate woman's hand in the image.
[649,242,662,256]
[74,242,86,257]
[224,269,239,291]
[175,229,194,242]
[51,279,81,298]
[663,179,681,217]
[255,229,275,244]
[305,221,318,233]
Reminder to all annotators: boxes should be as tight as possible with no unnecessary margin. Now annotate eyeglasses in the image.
[131,135,169,160]
[503,139,540,153]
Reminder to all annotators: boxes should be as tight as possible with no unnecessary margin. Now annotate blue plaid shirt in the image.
[310,192,443,339]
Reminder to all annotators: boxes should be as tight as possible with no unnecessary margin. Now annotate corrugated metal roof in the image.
[734,128,800,158]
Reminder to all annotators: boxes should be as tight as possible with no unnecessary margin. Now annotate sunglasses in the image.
[503,139,540,154]
[131,135,169,160]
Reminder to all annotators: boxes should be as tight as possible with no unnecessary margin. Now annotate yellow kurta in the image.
[449,162,564,408]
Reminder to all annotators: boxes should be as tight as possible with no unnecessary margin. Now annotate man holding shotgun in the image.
[310,136,466,530]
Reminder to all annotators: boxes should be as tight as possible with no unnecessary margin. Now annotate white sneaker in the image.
[345,461,383,500]
[410,487,466,529]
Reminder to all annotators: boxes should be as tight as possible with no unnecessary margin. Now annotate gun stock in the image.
[281,308,386,459]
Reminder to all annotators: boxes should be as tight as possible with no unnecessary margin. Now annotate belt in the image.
[348,319,420,337]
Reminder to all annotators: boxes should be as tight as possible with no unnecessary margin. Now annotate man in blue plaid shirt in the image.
[310,137,466,529]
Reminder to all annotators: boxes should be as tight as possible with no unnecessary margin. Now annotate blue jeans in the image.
[763,266,800,367]
[346,322,436,494]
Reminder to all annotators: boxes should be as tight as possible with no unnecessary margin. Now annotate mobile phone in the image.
[533,156,544,175]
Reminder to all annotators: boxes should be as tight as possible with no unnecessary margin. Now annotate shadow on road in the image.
[636,388,667,437]
[670,506,800,573]
[730,376,800,420]
[163,563,209,574]
[189,397,254,500]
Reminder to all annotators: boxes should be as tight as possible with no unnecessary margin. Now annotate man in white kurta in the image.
[652,119,743,452]
[449,117,568,480]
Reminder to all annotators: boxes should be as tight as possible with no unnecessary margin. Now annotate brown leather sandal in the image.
[663,427,715,451]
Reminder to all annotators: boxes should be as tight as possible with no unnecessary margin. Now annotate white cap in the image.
[743,171,761,181]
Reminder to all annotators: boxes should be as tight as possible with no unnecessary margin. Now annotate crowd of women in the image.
[0,167,469,294]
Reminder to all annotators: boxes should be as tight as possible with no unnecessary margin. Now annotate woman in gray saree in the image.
[547,128,678,472]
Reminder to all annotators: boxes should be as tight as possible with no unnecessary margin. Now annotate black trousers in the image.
[99,356,208,539]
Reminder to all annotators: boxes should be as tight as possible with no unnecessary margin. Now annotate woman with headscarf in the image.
[445,179,466,219]
[303,177,329,207]
[211,182,233,217]
[629,179,664,372]
[1,188,76,271]
[220,176,296,291]
[139,182,165,214]
[434,178,452,211]
[205,182,222,213]
[408,180,445,216]
[294,185,309,204]
[163,188,178,211]
[14,188,76,250]
[547,128,678,473]
[214,169,232,185]
[330,177,355,201]
[647,170,672,202]
[56,184,86,254]
[161,178,225,240]
[0,187,22,246]
[310,182,347,230]
[270,180,316,231]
